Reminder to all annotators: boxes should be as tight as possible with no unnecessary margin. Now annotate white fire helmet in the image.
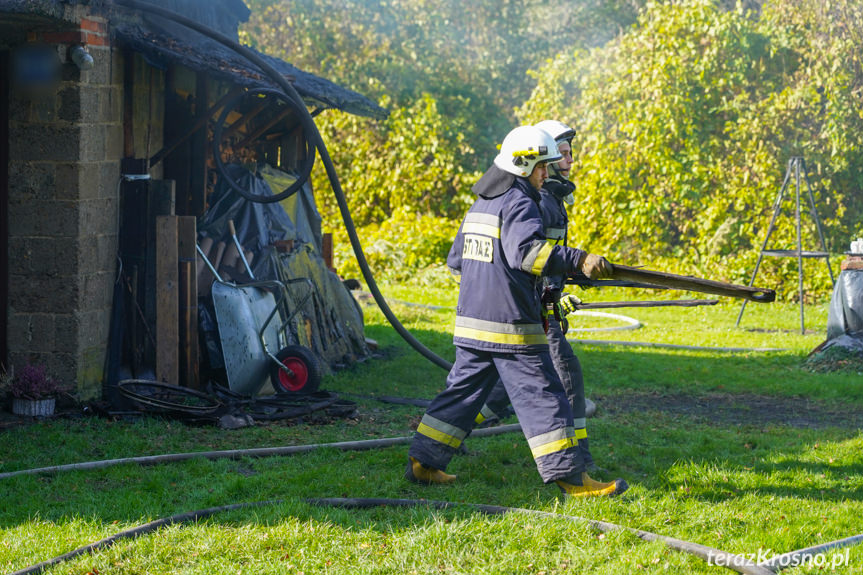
[493,125,563,178]
[534,119,575,146]
[535,119,577,204]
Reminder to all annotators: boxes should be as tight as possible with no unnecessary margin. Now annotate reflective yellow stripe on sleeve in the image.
[545,227,566,242]
[530,242,554,275]
[522,241,554,276]
[574,428,588,440]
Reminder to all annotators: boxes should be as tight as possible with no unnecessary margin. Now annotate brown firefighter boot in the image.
[555,472,628,498]
[405,456,457,485]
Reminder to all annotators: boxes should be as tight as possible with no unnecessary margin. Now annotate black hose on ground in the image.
[8,496,776,575]
[113,0,453,372]
[0,424,523,480]
[310,498,778,575]
[7,500,278,575]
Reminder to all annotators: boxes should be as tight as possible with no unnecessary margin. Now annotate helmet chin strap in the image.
[547,162,568,180]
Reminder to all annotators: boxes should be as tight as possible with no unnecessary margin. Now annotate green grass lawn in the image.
[1,284,862,574]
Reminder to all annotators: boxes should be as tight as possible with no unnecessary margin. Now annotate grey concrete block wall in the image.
[6,38,122,400]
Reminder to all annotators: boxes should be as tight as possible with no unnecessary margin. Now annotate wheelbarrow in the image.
[197,239,321,397]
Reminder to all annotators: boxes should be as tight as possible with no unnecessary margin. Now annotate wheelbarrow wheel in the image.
[270,345,322,394]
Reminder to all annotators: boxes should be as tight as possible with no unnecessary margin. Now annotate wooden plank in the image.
[322,233,334,271]
[156,215,179,385]
[189,72,208,217]
[144,179,175,370]
[177,216,199,389]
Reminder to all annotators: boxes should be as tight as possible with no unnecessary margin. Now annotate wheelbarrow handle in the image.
[228,219,256,280]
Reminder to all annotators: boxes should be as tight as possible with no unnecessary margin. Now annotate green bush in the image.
[329,209,461,288]
[311,95,477,228]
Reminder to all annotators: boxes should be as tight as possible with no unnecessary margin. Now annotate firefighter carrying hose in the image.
[405,125,629,498]
[475,120,603,474]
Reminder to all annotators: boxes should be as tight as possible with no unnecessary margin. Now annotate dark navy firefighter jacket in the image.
[538,176,576,293]
[447,165,584,353]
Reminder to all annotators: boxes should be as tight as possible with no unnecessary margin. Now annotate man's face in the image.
[556,141,573,179]
[528,161,549,190]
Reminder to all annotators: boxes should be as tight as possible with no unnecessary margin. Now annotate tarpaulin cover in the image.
[198,163,368,372]
[199,163,298,281]
[272,245,369,370]
[826,269,863,341]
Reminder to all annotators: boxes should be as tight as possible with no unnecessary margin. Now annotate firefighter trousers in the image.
[546,317,586,426]
[480,318,585,425]
[409,345,584,483]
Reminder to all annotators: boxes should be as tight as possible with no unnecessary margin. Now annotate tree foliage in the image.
[519,0,863,298]
[241,0,644,167]
[310,96,477,280]
[240,0,863,299]
[312,95,477,226]
[240,0,643,282]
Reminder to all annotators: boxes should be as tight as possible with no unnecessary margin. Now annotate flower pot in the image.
[11,397,56,417]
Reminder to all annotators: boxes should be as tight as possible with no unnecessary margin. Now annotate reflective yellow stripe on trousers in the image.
[474,404,497,425]
[527,427,577,459]
[416,414,467,449]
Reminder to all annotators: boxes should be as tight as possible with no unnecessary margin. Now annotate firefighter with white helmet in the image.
[478,119,602,476]
[405,124,628,498]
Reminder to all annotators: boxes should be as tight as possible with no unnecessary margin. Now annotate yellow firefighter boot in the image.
[405,456,457,485]
[555,472,628,498]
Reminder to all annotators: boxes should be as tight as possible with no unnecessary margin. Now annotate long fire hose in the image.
[0,422,800,575]
[113,0,452,371]
[6,430,858,575]
[7,496,780,575]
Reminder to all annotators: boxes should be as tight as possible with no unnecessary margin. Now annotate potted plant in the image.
[5,363,59,417]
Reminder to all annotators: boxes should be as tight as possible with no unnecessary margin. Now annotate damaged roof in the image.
[0,0,387,119]
[112,21,387,119]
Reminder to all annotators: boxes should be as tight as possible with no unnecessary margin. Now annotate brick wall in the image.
[7,16,122,399]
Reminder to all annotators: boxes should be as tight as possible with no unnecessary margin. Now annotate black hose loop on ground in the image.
[113,0,454,372]
[6,500,279,575]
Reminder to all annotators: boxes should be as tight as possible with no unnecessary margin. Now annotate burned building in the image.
[1,0,386,400]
